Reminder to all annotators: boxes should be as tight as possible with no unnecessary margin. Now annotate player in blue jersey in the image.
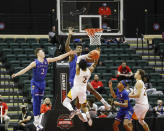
[108,80,133,131]
[12,48,75,130]
[65,28,111,120]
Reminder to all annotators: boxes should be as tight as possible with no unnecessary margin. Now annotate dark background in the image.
[0,0,163,37]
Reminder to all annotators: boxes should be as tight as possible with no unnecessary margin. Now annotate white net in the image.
[85,29,103,45]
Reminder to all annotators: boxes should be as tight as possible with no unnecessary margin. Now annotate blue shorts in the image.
[115,109,134,122]
[31,80,45,96]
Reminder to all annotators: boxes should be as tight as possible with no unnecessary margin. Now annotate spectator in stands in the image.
[0,95,10,131]
[48,26,57,44]
[40,98,52,128]
[40,98,52,114]
[117,61,133,81]
[144,76,163,96]
[154,100,164,118]
[48,25,64,54]
[91,74,106,94]
[13,105,34,131]
[87,98,98,118]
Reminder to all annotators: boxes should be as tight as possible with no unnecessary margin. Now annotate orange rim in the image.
[85,28,103,36]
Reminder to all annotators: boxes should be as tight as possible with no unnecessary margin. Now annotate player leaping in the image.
[129,69,150,131]
[63,54,98,126]
[12,48,75,131]
[65,27,111,110]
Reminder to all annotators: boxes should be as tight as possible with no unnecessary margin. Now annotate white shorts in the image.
[67,86,86,104]
[134,104,149,120]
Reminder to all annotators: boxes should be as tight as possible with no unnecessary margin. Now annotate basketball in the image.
[89,50,100,60]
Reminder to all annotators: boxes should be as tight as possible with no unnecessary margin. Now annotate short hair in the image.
[138,69,145,80]
[76,43,82,48]
[79,59,87,70]
[122,60,126,64]
[34,48,43,57]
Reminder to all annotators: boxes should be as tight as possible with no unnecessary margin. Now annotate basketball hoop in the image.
[85,28,103,45]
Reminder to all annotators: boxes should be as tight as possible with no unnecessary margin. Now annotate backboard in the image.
[57,0,124,36]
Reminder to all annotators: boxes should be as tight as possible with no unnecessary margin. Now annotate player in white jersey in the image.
[129,69,150,131]
[63,55,97,126]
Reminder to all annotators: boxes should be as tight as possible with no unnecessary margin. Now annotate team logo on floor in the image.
[57,114,73,130]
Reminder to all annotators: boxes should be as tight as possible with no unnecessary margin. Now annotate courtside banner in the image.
[60,73,67,103]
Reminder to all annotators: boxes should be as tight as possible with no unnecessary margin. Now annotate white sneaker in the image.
[36,124,43,131]
[33,120,39,127]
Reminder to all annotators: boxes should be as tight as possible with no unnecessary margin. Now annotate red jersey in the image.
[91,80,103,89]
[40,104,52,113]
[117,65,132,77]
[0,102,8,115]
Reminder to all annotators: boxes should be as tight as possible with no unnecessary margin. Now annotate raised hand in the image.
[108,80,113,88]
[68,27,74,35]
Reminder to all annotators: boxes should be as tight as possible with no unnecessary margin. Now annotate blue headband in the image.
[121,80,127,87]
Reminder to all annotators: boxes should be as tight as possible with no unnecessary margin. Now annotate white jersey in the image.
[74,68,91,90]
[134,80,149,105]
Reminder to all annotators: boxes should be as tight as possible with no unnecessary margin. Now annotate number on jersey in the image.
[83,76,88,83]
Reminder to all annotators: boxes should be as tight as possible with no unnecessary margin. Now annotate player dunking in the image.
[108,80,133,131]
[129,69,150,131]
[12,48,75,130]
[65,27,110,110]
[63,54,97,125]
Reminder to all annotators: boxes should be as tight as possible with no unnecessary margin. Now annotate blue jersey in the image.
[69,55,77,87]
[32,58,48,82]
[116,88,132,111]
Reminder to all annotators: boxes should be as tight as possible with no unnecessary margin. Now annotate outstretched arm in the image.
[65,27,74,52]
[108,80,117,98]
[12,61,36,78]
[47,50,75,63]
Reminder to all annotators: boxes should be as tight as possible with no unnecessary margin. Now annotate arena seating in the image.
[0,37,164,130]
